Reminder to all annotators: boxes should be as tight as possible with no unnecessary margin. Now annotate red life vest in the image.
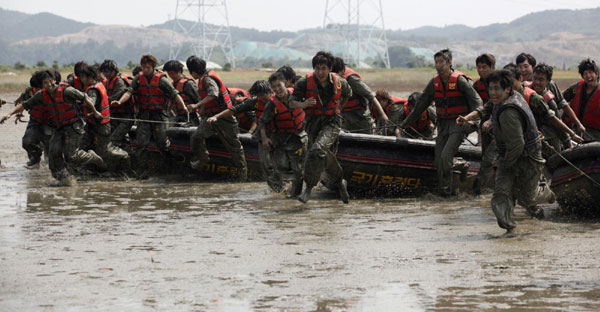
[475,79,489,102]
[305,72,342,117]
[272,93,304,133]
[198,70,232,116]
[174,75,197,115]
[433,70,470,119]
[29,100,49,124]
[571,79,600,130]
[84,82,111,125]
[71,75,84,91]
[137,72,169,111]
[523,86,536,105]
[229,87,250,99]
[42,85,81,127]
[105,73,134,115]
[340,67,367,112]
[403,101,432,132]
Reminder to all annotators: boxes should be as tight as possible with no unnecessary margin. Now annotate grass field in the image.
[0,67,583,99]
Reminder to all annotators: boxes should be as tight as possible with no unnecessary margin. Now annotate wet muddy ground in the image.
[1,94,600,311]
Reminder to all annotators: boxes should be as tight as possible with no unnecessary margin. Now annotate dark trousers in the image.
[22,120,51,165]
[49,121,99,180]
[304,115,344,188]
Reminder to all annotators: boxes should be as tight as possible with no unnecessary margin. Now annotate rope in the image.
[110,116,189,126]
[544,141,600,188]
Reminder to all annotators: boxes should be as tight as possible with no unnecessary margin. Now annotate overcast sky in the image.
[1,0,598,31]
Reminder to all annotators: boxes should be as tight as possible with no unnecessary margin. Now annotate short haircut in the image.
[577,58,599,77]
[375,89,390,101]
[268,72,286,85]
[533,63,553,81]
[37,70,54,84]
[51,69,61,84]
[311,51,334,69]
[248,80,272,96]
[488,70,514,92]
[186,55,207,75]
[78,65,97,81]
[502,63,520,81]
[276,65,298,83]
[29,71,43,88]
[516,53,536,67]
[434,49,452,63]
[407,92,422,106]
[331,56,346,73]
[163,60,184,73]
[100,59,118,73]
[132,66,142,77]
[475,53,496,67]
[140,54,158,68]
[74,61,88,77]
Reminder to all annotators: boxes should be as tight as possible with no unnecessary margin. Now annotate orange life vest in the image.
[71,75,84,91]
[42,85,81,127]
[571,79,600,130]
[198,70,232,116]
[305,72,342,117]
[433,70,470,119]
[174,75,197,115]
[137,72,169,111]
[105,73,134,115]
[341,67,367,112]
[229,87,250,99]
[272,93,304,133]
[84,82,111,125]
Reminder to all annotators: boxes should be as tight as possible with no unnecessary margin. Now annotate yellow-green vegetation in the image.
[0,67,583,97]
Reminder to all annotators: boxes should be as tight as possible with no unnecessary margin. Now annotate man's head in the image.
[37,70,56,92]
[78,65,98,87]
[249,79,273,103]
[100,59,119,80]
[51,69,61,84]
[434,49,452,76]
[578,58,599,86]
[475,53,495,80]
[268,72,288,99]
[163,60,184,81]
[503,63,522,90]
[331,56,346,75]
[29,71,43,92]
[375,89,391,107]
[532,63,553,94]
[276,65,298,87]
[407,92,422,109]
[516,52,536,81]
[140,54,158,76]
[74,61,88,77]
[487,70,514,105]
[312,51,334,83]
[132,66,142,77]
[186,55,207,79]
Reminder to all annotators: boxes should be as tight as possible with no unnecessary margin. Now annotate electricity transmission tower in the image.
[323,0,391,68]
[169,0,235,67]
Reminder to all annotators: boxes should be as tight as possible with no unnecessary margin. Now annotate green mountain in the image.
[0,8,94,42]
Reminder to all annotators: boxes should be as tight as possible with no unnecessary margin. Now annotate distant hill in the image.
[0,8,93,43]
[1,6,600,68]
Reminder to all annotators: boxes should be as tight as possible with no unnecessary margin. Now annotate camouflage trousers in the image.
[190,115,247,176]
[491,157,554,230]
[22,120,52,165]
[435,118,469,196]
[341,109,375,134]
[48,121,102,180]
[82,122,131,171]
[304,115,344,189]
[109,113,134,150]
[258,133,307,193]
[473,130,497,194]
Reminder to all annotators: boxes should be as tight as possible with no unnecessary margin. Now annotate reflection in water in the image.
[0,159,599,311]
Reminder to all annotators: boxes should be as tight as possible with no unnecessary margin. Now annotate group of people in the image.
[1,49,599,233]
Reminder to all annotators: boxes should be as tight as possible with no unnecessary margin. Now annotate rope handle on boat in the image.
[544,141,600,188]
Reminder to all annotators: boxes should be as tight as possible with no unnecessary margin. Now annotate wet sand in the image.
[1,94,600,311]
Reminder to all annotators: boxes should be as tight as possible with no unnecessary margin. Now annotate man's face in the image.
[477,63,493,80]
[313,64,330,83]
[285,79,294,88]
[166,70,180,81]
[102,70,116,80]
[42,77,56,92]
[532,72,549,94]
[141,63,154,76]
[435,56,451,75]
[489,81,510,105]
[518,60,533,81]
[582,69,598,86]
[270,80,286,99]
[257,93,272,103]
[80,74,95,87]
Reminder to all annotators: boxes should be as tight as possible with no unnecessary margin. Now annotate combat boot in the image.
[289,179,303,198]
[87,150,107,170]
[238,166,248,182]
[338,179,349,204]
[526,205,544,219]
[298,187,312,203]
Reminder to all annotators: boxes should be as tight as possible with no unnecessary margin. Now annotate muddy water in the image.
[1,94,600,311]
